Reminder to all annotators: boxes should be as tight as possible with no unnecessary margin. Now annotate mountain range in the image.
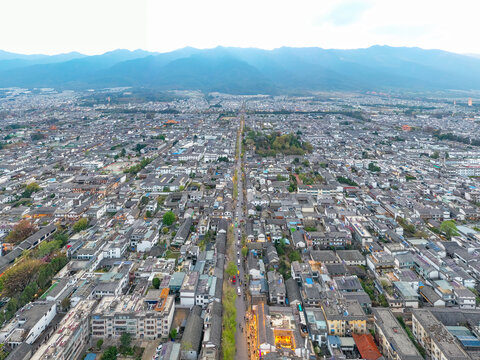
[2,46,480,94]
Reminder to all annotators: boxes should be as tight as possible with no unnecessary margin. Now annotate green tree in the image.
[30,133,45,141]
[35,239,62,258]
[61,297,71,312]
[96,339,104,350]
[5,298,18,321]
[378,294,389,307]
[101,346,117,360]
[22,182,41,197]
[157,196,166,206]
[440,220,459,239]
[119,333,132,354]
[19,282,38,306]
[368,162,381,172]
[169,328,178,340]
[275,239,286,256]
[336,176,358,186]
[289,250,301,262]
[145,210,152,218]
[241,246,248,258]
[152,277,160,289]
[0,343,9,360]
[54,233,69,246]
[162,211,176,226]
[226,261,238,277]
[73,218,89,233]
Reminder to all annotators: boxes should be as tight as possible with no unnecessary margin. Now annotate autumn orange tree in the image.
[0,259,43,296]
[5,220,36,244]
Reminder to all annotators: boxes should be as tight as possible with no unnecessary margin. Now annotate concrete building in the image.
[372,308,423,360]
[412,309,470,360]
[321,298,367,337]
[91,291,175,340]
[0,301,57,348]
[31,300,96,360]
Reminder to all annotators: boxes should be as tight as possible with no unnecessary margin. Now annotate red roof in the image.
[352,334,382,360]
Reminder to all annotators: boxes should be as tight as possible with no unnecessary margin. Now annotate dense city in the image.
[1,88,480,360]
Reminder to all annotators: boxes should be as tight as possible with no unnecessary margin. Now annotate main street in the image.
[234,111,251,360]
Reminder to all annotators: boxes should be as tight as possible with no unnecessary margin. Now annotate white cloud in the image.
[0,0,480,55]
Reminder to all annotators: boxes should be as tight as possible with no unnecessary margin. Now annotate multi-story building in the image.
[31,300,96,360]
[0,301,57,348]
[412,309,470,360]
[321,298,367,336]
[180,271,199,307]
[372,308,423,360]
[91,291,175,340]
[267,270,286,305]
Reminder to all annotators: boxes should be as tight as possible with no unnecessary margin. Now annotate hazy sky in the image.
[1,0,479,55]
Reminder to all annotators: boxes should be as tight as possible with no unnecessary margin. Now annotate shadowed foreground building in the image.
[372,308,422,360]
[30,300,96,360]
[412,309,470,360]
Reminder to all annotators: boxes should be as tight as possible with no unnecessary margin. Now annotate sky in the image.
[1,0,480,55]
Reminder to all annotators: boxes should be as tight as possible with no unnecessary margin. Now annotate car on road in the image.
[237,259,240,266]
[232,275,236,284]
[237,287,241,296]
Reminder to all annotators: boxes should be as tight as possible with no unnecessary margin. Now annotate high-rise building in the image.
[468,98,473,106]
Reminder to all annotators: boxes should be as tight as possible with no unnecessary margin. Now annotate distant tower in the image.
[468,98,473,106]
[453,100,456,106]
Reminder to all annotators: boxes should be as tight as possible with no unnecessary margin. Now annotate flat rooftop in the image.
[413,309,470,360]
[373,308,422,360]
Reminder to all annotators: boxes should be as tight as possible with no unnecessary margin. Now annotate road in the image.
[234,111,250,360]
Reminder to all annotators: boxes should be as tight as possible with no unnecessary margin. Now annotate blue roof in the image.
[327,335,341,345]
[458,337,480,348]
[175,148,186,154]
[84,354,97,360]
[305,278,313,285]
[447,326,480,348]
